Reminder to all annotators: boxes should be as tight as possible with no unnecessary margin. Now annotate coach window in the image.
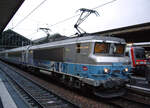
[94,42,110,54]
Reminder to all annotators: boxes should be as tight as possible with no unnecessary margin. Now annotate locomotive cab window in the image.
[113,44,125,56]
[94,42,110,54]
[135,49,146,59]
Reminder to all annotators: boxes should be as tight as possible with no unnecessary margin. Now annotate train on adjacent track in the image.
[0,35,131,98]
[126,46,148,76]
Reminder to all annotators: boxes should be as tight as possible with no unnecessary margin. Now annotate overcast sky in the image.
[5,0,150,40]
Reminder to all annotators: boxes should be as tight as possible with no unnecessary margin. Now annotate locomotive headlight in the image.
[124,68,128,72]
[104,68,109,74]
[136,61,139,64]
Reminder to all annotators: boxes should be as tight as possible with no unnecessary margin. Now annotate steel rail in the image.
[0,61,77,108]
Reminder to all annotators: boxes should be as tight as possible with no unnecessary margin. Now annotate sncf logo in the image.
[82,66,88,71]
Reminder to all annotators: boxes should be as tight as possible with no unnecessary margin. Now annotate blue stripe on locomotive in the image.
[33,60,131,80]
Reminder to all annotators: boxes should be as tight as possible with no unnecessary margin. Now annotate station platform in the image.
[127,64,150,93]
[0,69,29,108]
[127,76,150,93]
[0,97,3,108]
[0,78,17,108]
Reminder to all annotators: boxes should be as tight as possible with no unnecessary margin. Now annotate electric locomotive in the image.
[0,35,131,98]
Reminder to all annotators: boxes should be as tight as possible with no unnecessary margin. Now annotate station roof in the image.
[0,30,31,50]
[0,0,149,46]
[0,0,25,34]
[93,22,150,43]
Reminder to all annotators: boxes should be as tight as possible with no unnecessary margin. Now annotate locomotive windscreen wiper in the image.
[74,8,99,35]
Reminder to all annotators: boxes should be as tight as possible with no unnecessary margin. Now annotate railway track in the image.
[0,61,116,108]
[107,96,150,108]
[0,62,77,108]
[0,60,150,108]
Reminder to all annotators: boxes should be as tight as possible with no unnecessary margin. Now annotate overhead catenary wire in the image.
[50,0,117,27]
[26,31,39,37]
[13,0,117,29]
[11,0,117,38]
[12,0,48,29]
[92,0,117,10]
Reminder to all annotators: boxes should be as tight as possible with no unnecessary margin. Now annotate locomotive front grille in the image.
[113,70,120,73]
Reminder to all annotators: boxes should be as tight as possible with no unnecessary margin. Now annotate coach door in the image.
[27,50,33,64]
[22,51,26,63]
